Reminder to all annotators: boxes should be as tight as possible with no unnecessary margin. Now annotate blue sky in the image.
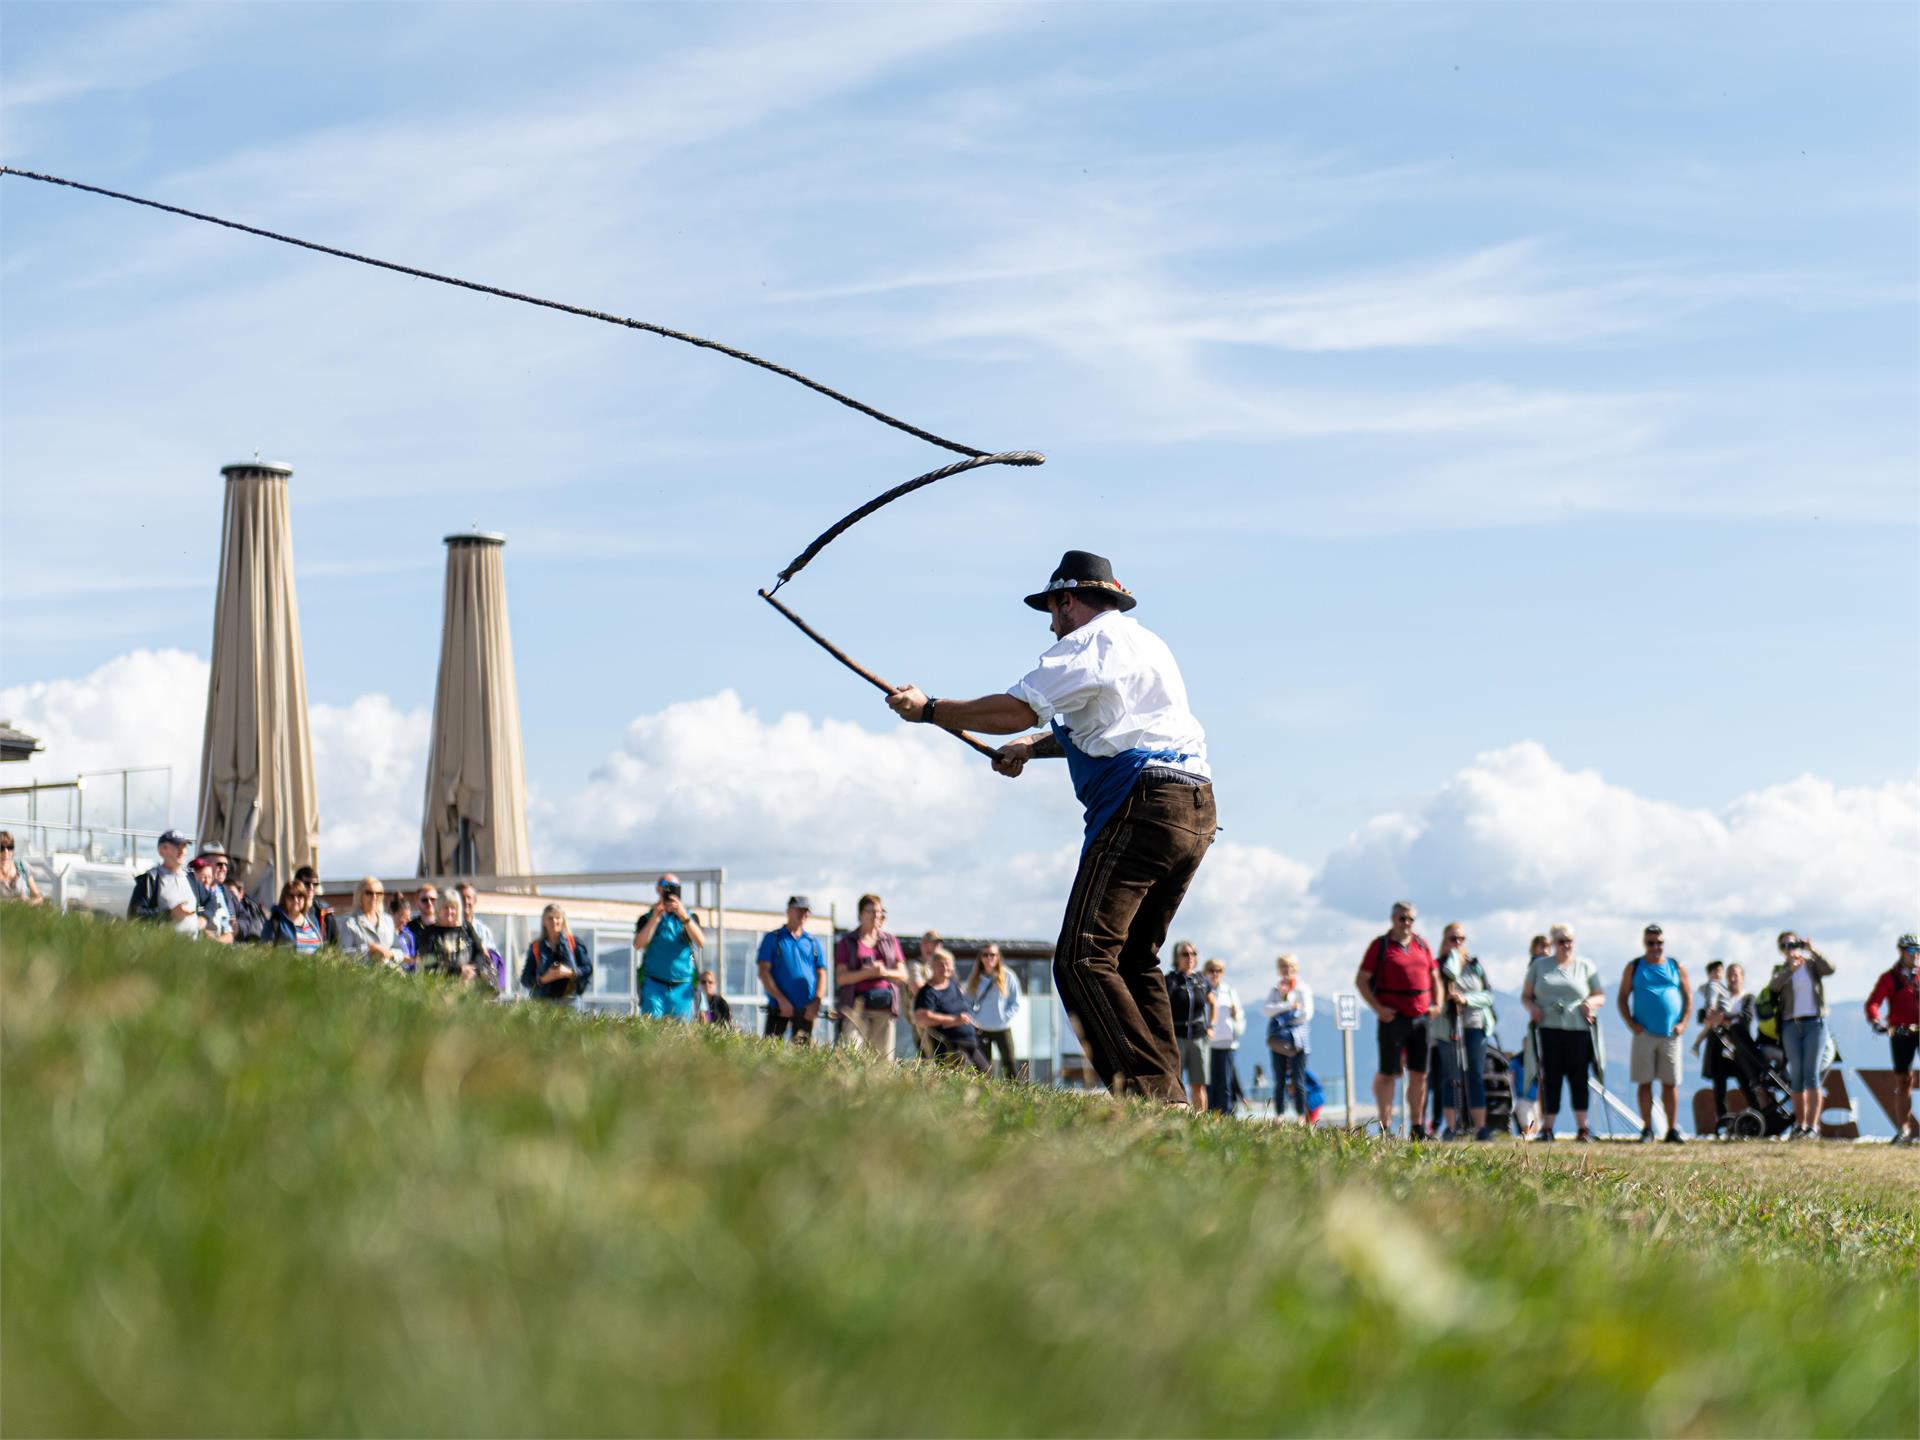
[2,2,1915,993]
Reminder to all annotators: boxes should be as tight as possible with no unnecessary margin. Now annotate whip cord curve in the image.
[2,164,1043,758]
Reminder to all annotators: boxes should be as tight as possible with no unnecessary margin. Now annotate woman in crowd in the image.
[834,893,909,1058]
[339,876,403,968]
[267,880,323,955]
[966,942,1024,1080]
[521,903,591,1002]
[1522,923,1603,1142]
[1434,923,1498,1141]
[1203,959,1245,1114]
[1769,932,1835,1140]
[419,890,488,985]
[911,947,989,1073]
[1261,953,1313,1121]
[386,892,417,967]
[0,832,43,905]
[699,969,733,1027]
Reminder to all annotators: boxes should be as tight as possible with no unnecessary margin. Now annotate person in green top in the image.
[1521,923,1605,1142]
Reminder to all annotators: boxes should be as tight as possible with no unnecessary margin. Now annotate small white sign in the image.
[1335,992,1361,1031]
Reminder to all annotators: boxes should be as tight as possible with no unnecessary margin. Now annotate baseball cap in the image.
[787,895,812,911]
[158,828,191,848]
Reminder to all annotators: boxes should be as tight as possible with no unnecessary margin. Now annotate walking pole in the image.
[1588,1008,1615,1140]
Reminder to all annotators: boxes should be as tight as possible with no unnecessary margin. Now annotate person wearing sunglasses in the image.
[0,832,43,906]
[339,876,403,968]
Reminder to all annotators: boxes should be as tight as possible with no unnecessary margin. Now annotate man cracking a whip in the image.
[885,551,1215,1104]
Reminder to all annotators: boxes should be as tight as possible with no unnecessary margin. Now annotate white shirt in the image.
[1008,611,1210,778]
[1262,982,1315,1025]
[1789,964,1816,1019]
[339,910,398,963]
[1208,981,1243,1048]
[156,868,202,939]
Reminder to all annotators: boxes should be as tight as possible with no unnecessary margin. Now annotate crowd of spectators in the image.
[11,831,1916,1142]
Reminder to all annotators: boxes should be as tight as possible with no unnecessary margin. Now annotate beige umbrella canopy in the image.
[419,533,532,881]
[196,462,320,898]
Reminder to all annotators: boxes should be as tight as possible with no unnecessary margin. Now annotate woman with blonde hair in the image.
[966,942,1024,1080]
[522,902,592,1002]
[1203,959,1246,1113]
[1522,923,1604,1142]
[1261,954,1314,1120]
[339,876,402,968]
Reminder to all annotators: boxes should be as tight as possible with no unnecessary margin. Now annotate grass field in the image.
[3,907,1914,1437]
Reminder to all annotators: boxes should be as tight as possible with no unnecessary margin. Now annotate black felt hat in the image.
[1023,550,1136,612]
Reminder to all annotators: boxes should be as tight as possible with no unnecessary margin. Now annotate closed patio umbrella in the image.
[419,532,532,883]
[196,461,320,898]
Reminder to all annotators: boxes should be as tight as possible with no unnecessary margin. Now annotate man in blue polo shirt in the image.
[634,874,706,1021]
[757,895,828,1045]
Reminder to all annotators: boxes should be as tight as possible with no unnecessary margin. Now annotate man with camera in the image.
[634,873,706,1021]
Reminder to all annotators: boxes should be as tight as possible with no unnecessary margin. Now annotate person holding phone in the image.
[635,873,705,1021]
[1769,932,1835,1140]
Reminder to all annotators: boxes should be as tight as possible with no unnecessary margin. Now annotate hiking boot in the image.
[1575,1127,1593,1143]
[1533,1130,1555,1143]
[1409,1124,1428,1142]
[1664,1129,1686,1144]
[1474,1126,1495,1142]
[1638,1126,1656,1143]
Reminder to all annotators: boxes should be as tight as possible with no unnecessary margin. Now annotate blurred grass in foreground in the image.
[2,906,1914,1437]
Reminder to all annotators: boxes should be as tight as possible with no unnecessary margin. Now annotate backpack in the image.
[1753,983,1780,1041]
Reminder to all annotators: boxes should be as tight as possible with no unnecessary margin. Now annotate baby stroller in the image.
[1708,1024,1795,1139]
[1481,1034,1516,1136]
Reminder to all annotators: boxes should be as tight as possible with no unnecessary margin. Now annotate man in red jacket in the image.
[1865,934,1920,1145]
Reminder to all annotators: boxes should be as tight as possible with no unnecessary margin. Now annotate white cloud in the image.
[0,649,427,876]
[1313,741,1920,994]
[6,654,1910,1001]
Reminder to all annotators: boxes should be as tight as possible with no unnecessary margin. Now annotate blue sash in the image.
[1054,720,1194,851]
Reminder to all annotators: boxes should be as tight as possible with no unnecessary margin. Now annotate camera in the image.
[659,882,682,899]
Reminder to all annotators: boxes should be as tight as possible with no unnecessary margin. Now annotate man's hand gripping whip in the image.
[1,166,1043,759]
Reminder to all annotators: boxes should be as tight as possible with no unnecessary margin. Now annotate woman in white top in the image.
[337,876,402,968]
[1203,959,1245,1113]
[966,942,1025,1080]
[1261,954,1314,1120]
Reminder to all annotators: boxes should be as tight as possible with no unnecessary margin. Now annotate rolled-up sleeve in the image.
[1009,646,1101,728]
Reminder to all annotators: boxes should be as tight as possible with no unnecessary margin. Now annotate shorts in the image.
[639,975,697,1021]
[1630,1032,1683,1085]
[1892,1030,1918,1074]
[1376,1012,1429,1076]
[1178,1034,1209,1088]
